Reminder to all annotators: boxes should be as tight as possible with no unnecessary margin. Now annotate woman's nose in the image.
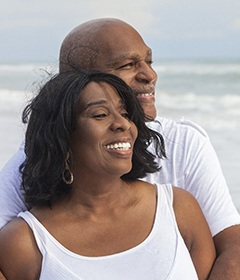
[110,114,131,132]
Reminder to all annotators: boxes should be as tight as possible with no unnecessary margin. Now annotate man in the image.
[0,18,240,279]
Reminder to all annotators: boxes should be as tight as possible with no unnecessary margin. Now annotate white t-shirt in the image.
[145,117,240,236]
[18,184,198,280]
[1,117,240,236]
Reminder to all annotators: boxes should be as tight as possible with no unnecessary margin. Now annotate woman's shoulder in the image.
[0,217,31,249]
[172,186,200,212]
[133,180,157,193]
[172,186,203,227]
[0,217,42,279]
[172,186,211,247]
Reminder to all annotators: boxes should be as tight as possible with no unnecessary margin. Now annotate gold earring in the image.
[62,160,73,184]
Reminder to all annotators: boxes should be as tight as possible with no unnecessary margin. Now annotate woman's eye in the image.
[93,113,107,118]
[121,112,129,119]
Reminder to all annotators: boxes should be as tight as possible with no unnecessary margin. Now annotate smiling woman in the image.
[20,70,164,207]
[0,70,215,280]
[70,81,138,180]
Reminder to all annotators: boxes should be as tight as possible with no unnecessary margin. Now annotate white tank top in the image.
[18,184,198,280]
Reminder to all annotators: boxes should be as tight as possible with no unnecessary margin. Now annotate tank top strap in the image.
[156,183,181,228]
[156,183,173,202]
[18,211,46,255]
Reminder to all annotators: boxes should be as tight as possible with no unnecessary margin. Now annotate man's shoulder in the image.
[148,116,209,140]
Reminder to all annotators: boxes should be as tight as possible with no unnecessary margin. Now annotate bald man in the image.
[0,18,240,279]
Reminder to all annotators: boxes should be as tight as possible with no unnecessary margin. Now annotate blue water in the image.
[154,59,240,131]
[156,59,240,96]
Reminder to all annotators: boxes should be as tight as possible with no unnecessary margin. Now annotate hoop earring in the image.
[62,160,73,184]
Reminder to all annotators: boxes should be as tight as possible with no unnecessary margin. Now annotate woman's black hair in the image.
[20,70,166,208]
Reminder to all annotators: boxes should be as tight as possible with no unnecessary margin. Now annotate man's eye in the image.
[118,62,134,69]
[146,60,153,65]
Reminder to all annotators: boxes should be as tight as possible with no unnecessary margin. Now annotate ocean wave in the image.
[0,89,30,103]
[154,62,240,75]
[157,91,240,111]
[0,63,57,73]
[156,91,240,130]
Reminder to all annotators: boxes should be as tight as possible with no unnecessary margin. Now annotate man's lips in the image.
[136,92,155,104]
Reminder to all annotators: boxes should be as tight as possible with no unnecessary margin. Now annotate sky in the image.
[0,0,240,63]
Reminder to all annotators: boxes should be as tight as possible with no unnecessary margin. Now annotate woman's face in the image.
[70,81,138,180]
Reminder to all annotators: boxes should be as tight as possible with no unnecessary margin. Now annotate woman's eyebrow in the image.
[83,100,107,110]
[83,99,125,110]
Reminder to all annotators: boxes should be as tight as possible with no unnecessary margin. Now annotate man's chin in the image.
[141,104,157,121]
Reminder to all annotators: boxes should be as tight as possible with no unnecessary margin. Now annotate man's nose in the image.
[135,61,157,83]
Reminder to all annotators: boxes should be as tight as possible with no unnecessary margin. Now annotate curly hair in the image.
[20,70,166,208]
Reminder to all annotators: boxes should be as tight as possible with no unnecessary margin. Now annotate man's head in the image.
[59,18,157,119]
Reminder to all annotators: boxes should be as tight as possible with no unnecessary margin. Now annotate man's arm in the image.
[181,122,240,279]
[150,118,240,278]
[208,225,240,279]
[0,143,27,229]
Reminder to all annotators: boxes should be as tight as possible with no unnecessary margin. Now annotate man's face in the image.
[94,25,158,120]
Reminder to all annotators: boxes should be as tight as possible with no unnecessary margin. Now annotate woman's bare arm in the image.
[173,187,216,280]
[0,218,42,280]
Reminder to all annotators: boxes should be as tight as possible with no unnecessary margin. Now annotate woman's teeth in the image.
[106,142,131,150]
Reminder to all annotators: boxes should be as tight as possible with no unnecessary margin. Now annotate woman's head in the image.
[21,70,165,207]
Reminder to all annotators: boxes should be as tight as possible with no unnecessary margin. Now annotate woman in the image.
[0,71,215,279]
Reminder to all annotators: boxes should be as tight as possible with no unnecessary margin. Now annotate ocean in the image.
[0,59,240,211]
